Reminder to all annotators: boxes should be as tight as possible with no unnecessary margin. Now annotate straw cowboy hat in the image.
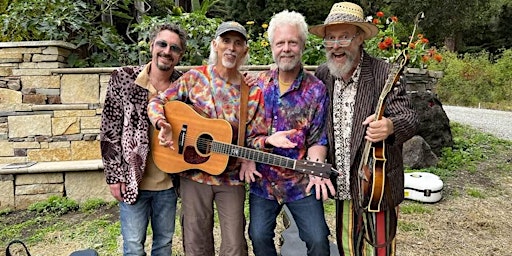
[309,2,378,40]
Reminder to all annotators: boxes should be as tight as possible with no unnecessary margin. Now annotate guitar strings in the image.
[174,133,294,165]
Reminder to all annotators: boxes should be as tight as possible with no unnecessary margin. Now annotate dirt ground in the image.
[395,165,512,256]
[3,153,512,256]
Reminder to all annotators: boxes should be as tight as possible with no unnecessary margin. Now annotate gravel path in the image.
[443,105,512,141]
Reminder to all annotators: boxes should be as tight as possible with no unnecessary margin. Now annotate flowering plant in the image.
[365,11,442,69]
[245,21,273,65]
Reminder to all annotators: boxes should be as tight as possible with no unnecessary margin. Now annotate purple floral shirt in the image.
[246,67,329,203]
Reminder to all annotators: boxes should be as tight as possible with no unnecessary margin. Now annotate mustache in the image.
[279,53,295,58]
[157,52,174,62]
[224,50,237,57]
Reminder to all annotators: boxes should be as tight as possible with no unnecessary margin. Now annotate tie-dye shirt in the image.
[246,67,329,203]
[147,65,266,186]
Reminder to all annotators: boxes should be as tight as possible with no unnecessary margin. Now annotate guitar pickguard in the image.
[183,145,209,165]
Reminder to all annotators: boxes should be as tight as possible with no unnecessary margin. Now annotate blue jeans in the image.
[248,193,330,256]
[120,187,178,256]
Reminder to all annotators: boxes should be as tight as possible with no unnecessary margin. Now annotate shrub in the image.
[132,13,222,66]
[434,50,512,109]
[0,0,139,67]
[244,21,325,66]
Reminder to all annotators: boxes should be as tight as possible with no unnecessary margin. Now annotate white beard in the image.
[326,51,356,79]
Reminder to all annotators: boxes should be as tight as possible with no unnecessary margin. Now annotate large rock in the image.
[403,135,439,169]
[409,92,453,156]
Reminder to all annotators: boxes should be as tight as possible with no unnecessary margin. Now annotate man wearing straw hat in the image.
[310,2,418,256]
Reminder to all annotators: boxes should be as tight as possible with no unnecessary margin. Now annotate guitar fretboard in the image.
[211,141,296,169]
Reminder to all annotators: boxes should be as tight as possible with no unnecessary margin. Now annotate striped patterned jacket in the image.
[315,52,419,210]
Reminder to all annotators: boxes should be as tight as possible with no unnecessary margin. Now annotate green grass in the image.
[406,122,512,180]
[466,188,486,198]
[398,221,425,233]
[400,202,433,214]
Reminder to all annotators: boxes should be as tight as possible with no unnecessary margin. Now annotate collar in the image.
[134,62,156,94]
[267,65,306,91]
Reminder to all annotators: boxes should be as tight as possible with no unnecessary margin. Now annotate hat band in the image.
[324,13,365,24]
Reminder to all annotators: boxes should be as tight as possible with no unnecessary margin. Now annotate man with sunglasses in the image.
[100,23,187,255]
[310,2,419,256]
[147,21,264,256]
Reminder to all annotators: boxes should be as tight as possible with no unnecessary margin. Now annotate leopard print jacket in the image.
[100,65,182,204]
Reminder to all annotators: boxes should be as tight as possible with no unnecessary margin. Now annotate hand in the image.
[265,129,298,148]
[306,175,335,201]
[362,115,394,142]
[239,159,261,183]
[158,120,174,150]
[109,183,126,201]
[243,72,257,87]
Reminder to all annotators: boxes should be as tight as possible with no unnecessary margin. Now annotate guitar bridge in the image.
[178,125,187,154]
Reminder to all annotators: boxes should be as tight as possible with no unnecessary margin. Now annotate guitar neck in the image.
[210,141,297,170]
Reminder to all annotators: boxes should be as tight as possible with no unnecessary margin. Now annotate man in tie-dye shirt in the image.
[147,21,264,256]
[241,10,336,256]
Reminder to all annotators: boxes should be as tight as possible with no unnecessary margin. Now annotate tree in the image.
[225,0,337,36]
[379,0,496,52]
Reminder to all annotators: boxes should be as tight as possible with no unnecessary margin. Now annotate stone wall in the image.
[403,68,444,93]
[0,41,113,209]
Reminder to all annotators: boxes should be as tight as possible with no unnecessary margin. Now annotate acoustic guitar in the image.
[151,100,335,178]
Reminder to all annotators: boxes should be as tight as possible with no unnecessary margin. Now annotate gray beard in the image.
[326,50,356,79]
[327,59,353,79]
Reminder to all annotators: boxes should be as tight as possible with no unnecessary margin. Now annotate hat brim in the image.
[309,22,378,40]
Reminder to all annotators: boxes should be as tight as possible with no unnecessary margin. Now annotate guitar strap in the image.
[238,79,249,146]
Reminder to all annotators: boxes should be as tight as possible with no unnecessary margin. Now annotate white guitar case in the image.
[404,172,443,203]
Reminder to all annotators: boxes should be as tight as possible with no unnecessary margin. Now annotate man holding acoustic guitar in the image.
[311,2,419,256]
[147,21,263,256]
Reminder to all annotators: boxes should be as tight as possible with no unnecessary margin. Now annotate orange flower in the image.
[383,37,393,46]
[378,42,388,50]
[434,53,443,62]
[367,13,443,68]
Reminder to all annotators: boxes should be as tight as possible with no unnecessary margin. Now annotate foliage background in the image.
[1,0,512,110]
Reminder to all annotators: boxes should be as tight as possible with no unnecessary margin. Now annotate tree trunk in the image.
[444,36,456,52]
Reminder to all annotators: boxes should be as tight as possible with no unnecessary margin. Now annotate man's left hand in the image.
[306,176,335,201]
[362,115,394,142]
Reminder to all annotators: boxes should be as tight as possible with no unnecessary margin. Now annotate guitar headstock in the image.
[295,160,338,178]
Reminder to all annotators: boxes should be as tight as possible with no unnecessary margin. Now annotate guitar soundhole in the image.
[182,133,213,165]
[196,134,213,154]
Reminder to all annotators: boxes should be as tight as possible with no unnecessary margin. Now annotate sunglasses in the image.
[155,40,183,54]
